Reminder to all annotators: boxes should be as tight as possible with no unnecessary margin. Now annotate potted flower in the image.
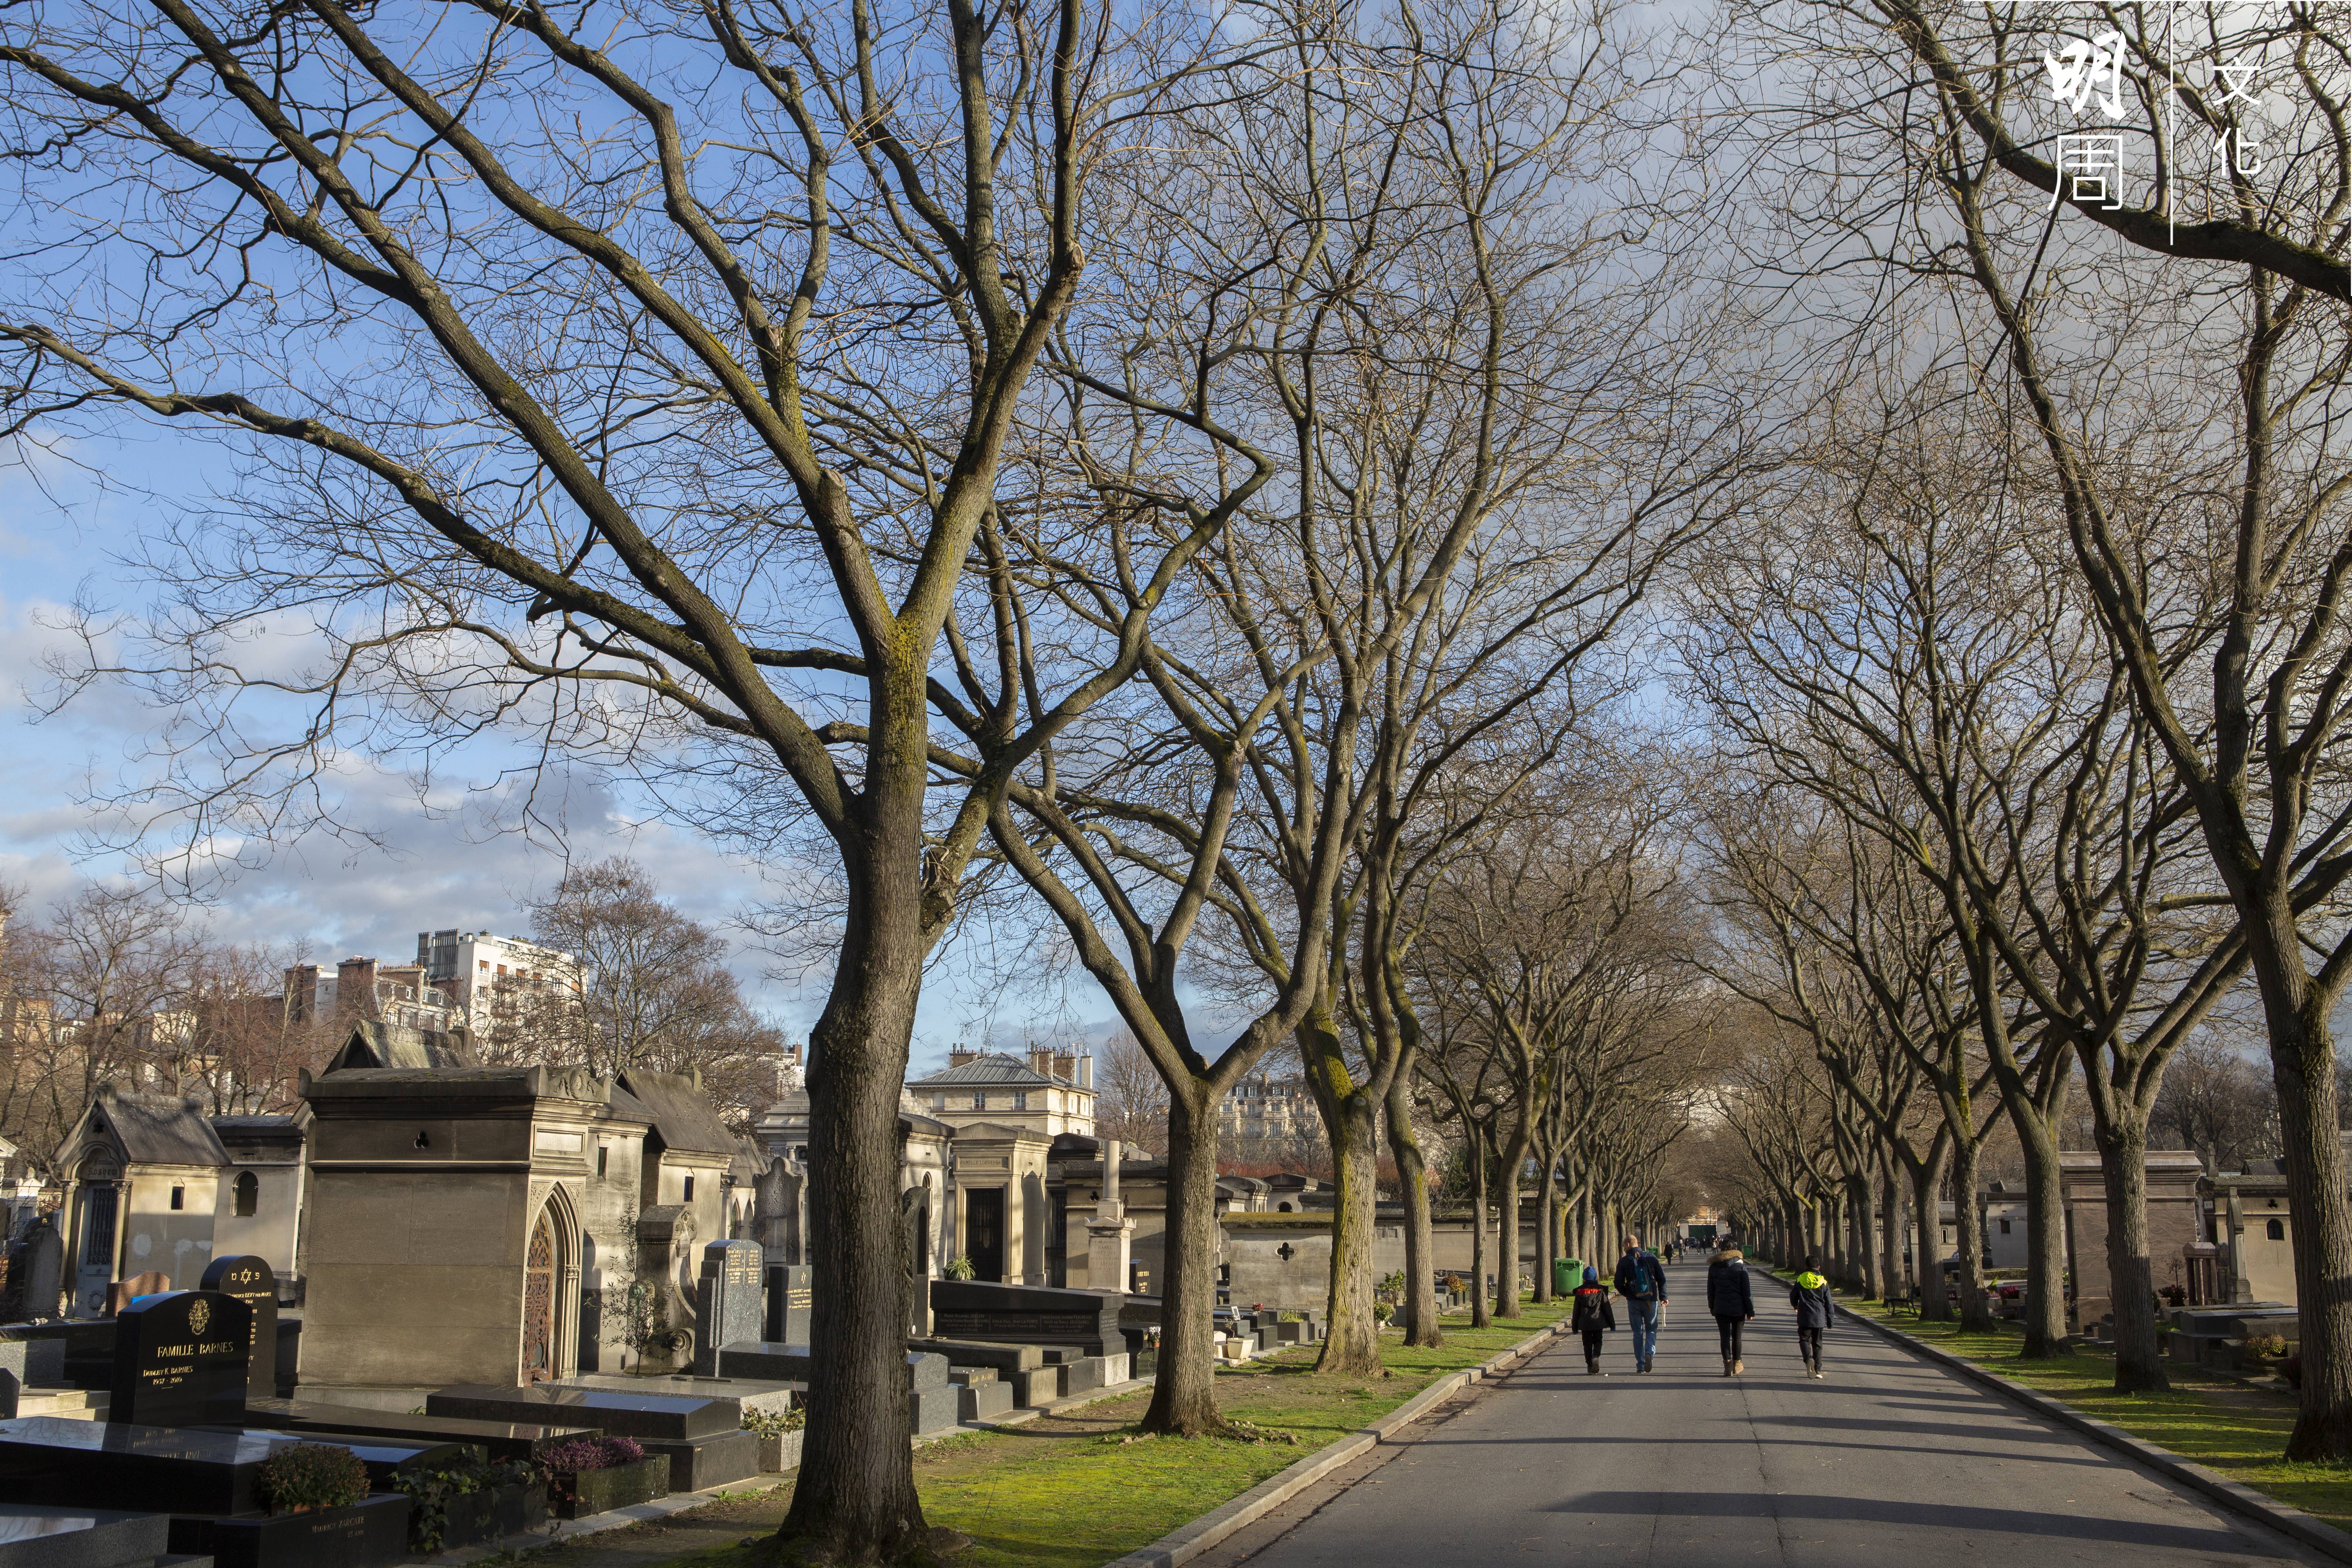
[744,1404,806,1474]
[256,1443,370,1516]
[537,1435,671,1519]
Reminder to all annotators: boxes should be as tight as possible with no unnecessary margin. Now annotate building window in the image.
[684,1175,696,1203]
[169,1186,183,1212]
[233,1172,257,1218]
[597,1145,609,1179]
[973,1094,987,1110]
[1999,1219,2011,1234]
[2268,1218,2286,1241]
[1013,1091,1028,1111]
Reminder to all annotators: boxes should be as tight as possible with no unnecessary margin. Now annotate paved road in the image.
[1206,1260,2330,1567]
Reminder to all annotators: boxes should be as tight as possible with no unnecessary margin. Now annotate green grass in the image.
[537,1300,1572,1568]
[1841,1296,2352,1530]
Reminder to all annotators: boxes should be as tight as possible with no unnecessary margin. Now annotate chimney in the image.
[336,956,380,1020]
[948,1045,977,1068]
[1053,1050,1078,1082]
[1079,1053,1094,1090]
[1029,1045,1054,1078]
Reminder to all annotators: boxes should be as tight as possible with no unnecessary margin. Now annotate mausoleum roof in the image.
[615,1067,739,1157]
[72,1086,229,1168]
[326,1020,479,1073]
[907,1052,1069,1089]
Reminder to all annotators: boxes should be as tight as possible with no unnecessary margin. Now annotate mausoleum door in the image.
[522,1212,557,1383]
[967,1187,1005,1283]
[70,1160,121,1317]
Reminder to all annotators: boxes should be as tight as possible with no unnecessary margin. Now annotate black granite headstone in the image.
[692,1240,763,1376]
[109,1290,250,1428]
[764,1264,811,1346]
[200,1255,279,1402]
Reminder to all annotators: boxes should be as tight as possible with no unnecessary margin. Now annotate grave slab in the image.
[908,1385,958,1436]
[0,1504,169,1568]
[927,1281,1123,1355]
[241,1399,594,1464]
[556,1374,799,1419]
[426,1385,734,1440]
[955,1381,1014,1423]
[641,1429,760,1491]
[166,1494,408,1568]
[0,1417,282,1514]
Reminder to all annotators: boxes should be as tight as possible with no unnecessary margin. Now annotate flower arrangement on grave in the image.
[256,1443,370,1515]
[742,1404,806,1435]
[390,1453,536,1552]
[944,1255,977,1281]
[535,1434,648,1507]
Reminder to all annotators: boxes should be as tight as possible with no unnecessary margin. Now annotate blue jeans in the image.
[1627,1298,1659,1366]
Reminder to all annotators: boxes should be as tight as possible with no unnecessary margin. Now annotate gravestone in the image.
[109,1288,252,1427]
[200,1254,279,1401]
[764,1264,812,1346]
[692,1239,764,1376]
[8,1223,60,1323]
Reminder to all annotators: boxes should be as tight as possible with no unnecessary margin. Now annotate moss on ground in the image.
[494,1299,1572,1568]
[1841,1296,2352,1530]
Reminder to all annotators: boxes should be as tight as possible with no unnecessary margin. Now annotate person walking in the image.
[1706,1236,1755,1376]
[1613,1236,1668,1373]
[1570,1265,1616,1375]
[1789,1256,1835,1379]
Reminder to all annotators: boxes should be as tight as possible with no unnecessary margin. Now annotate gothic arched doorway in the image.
[521,1211,557,1383]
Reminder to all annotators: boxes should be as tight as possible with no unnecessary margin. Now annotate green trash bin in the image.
[1555,1257,1579,1296]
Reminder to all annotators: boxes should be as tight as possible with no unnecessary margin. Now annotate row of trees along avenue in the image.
[6,0,2352,1551]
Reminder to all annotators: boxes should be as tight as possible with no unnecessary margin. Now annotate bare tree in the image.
[0,0,1239,1545]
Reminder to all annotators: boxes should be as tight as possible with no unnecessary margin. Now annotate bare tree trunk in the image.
[1879,1155,1903,1304]
[2248,937,2352,1458]
[1141,1091,1228,1434]
[1495,1129,1532,1318]
[1911,1148,1951,1321]
[1535,1158,1559,1303]
[1851,1170,1882,1301]
[1384,1073,1440,1347]
[1316,1090,1385,1371]
[1468,1143,1494,1330]
[2095,1114,2168,1392]
[1949,1134,1998,1333]
[2009,1107,2067,1352]
[788,911,927,1557]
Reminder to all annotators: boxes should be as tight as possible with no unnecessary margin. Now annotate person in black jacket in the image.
[1706,1240,1755,1375]
[1788,1256,1835,1379]
[1569,1265,1617,1374]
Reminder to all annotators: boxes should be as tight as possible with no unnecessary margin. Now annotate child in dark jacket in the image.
[1569,1265,1617,1375]
[1788,1257,1835,1379]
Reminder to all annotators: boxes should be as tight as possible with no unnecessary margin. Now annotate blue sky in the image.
[0,433,1120,1078]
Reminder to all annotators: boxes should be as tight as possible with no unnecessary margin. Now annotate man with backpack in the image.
[1613,1235,1668,1373]
[1789,1256,1835,1379]
[1570,1264,1616,1374]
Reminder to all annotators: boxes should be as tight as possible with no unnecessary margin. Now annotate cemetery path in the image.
[1194,1260,2334,1568]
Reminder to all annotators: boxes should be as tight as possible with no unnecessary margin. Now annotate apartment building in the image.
[416,929,585,1033]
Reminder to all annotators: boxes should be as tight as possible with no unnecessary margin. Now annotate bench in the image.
[1884,1284,1918,1316]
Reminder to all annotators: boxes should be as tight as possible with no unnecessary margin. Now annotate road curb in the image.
[1766,1266,2352,1566]
[1096,1315,1572,1568]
